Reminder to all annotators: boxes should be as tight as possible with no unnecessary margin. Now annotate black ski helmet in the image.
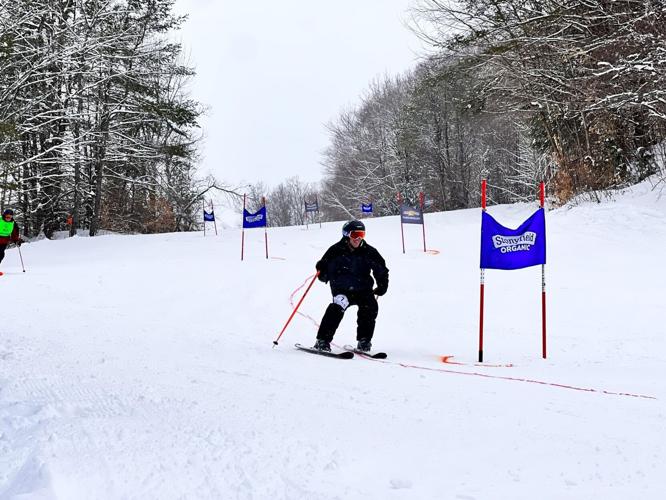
[2,208,13,217]
[342,220,365,238]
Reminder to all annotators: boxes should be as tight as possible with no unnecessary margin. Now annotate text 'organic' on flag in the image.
[480,208,546,270]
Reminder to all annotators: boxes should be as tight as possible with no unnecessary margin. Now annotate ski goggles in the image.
[349,230,365,240]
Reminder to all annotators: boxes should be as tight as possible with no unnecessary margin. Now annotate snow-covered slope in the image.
[1,181,665,499]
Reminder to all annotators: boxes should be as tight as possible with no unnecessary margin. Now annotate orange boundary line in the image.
[354,356,655,400]
[441,355,514,368]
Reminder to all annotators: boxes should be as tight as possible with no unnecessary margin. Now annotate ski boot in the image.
[313,339,332,352]
[356,339,372,353]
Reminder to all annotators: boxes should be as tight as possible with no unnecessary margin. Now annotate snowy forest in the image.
[314,0,666,221]
[2,1,666,235]
[0,0,216,238]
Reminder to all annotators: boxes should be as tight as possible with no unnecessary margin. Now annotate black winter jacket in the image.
[316,238,389,296]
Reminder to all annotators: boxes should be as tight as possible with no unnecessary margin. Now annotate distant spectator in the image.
[0,209,24,266]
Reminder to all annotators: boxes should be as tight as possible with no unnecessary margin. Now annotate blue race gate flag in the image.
[304,200,319,213]
[400,204,423,224]
[361,203,373,214]
[243,206,267,228]
[480,208,546,270]
[203,210,215,222]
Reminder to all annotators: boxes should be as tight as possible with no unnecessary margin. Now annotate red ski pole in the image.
[273,271,320,347]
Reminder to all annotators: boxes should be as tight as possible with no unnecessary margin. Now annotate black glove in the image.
[16,238,23,247]
[317,272,328,283]
[373,286,387,296]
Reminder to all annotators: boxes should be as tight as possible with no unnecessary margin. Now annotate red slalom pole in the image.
[542,268,547,358]
[264,229,269,259]
[241,194,246,261]
[398,192,405,254]
[479,179,487,362]
[479,269,485,362]
[482,179,487,209]
[540,181,547,358]
[420,191,427,252]
[212,201,218,235]
[262,196,269,259]
[273,271,320,347]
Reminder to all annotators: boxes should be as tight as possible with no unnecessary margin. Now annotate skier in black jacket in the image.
[313,220,389,352]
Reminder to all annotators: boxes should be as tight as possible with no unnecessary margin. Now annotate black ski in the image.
[295,343,354,359]
[343,345,388,359]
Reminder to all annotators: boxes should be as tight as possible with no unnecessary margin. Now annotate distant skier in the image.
[313,220,389,352]
[0,209,24,267]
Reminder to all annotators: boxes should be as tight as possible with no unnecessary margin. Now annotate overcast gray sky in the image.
[173,0,422,190]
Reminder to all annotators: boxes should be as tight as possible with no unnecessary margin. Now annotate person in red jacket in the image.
[0,209,24,266]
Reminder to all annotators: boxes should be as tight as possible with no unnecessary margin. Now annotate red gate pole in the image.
[263,196,269,259]
[212,201,218,235]
[241,194,246,261]
[264,226,269,259]
[420,191,427,252]
[540,181,547,359]
[398,192,405,254]
[317,196,322,228]
[479,179,487,362]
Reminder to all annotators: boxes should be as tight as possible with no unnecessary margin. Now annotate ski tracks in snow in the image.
[0,353,347,499]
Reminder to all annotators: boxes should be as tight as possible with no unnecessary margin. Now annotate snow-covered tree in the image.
[0,0,210,236]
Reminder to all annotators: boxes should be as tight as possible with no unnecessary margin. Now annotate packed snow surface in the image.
[1,181,665,499]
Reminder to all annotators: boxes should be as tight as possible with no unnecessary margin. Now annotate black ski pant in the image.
[0,244,6,264]
[316,290,378,343]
